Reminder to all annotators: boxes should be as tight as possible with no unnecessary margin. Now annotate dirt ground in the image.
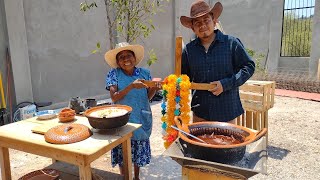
[6,96,320,180]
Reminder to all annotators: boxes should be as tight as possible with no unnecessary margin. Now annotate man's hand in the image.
[208,81,224,96]
[131,79,148,89]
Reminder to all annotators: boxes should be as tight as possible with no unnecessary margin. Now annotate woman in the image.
[105,42,160,180]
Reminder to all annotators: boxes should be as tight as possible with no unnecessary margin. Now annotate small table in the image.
[0,116,141,180]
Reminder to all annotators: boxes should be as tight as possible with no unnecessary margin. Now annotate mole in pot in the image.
[194,133,242,145]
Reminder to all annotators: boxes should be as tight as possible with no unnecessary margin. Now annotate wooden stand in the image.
[237,80,275,143]
[182,166,246,180]
[163,137,267,180]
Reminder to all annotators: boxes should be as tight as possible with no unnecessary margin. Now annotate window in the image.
[281,0,315,57]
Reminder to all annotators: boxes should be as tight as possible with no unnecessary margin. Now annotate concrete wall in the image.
[136,1,175,79]
[23,0,109,107]
[3,0,319,108]
[176,0,283,71]
[279,57,309,70]
[209,0,285,72]
[310,0,320,76]
[4,0,33,104]
[0,0,8,82]
[0,0,16,115]
[22,0,176,108]
[177,0,319,74]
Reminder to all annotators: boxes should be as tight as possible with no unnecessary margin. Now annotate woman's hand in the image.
[147,82,162,100]
[131,79,148,89]
[150,82,162,91]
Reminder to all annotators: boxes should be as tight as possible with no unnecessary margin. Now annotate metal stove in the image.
[163,137,267,179]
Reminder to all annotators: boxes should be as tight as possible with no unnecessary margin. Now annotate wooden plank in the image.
[241,113,245,127]
[175,36,183,75]
[264,111,269,144]
[245,80,274,85]
[246,111,253,129]
[265,84,270,109]
[240,92,264,102]
[236,116,241,126]
[236,113,245,127]
[140,80,163,87]
[141,80,216,91]
[0,147,11,180]
[261,111,265,130]
[253,112,261,131]
[79,163,92,180]
[191,82,216,90]
[271,82,275,108]
[122,139,132,180]
[32,123,58,134]
[241,100,264,112]
[240,84,263,94]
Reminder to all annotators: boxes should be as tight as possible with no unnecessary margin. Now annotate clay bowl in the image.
[58,108,76,123]
[174,116,267,164]
[18,169,59,180]
[84,104,132,129]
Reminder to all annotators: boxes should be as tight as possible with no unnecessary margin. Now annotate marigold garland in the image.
[161,74,191,148]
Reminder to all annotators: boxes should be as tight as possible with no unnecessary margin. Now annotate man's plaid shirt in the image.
[182,30,255,122]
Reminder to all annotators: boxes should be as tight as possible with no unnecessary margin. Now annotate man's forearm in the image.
[220,62,255,91]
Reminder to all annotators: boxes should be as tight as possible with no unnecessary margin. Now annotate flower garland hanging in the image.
[161,74,191,148]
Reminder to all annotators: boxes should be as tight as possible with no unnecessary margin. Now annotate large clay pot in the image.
[174,116,267,164]
[84,104,132,129]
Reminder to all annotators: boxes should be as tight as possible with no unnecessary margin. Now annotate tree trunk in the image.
[104,0,115,49]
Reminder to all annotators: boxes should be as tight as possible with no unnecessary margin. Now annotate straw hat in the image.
[104,42,144,68]
[180,1,223,29]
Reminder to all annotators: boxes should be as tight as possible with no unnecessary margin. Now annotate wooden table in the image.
[0,116,141,180]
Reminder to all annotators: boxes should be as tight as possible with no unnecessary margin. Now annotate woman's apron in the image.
[115,68,152,140]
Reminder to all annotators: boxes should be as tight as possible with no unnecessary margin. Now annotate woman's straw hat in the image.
[104,42,144,68]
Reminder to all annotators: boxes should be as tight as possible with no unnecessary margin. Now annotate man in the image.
[180,1,255,123]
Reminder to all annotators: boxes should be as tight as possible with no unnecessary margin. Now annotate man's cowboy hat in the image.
[104,42,144,68]
[180,1,223,29]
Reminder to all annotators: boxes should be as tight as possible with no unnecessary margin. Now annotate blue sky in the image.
[284,0,315,17]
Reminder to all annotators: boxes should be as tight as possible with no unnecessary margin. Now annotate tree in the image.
[80,0,170,66]
[246,48,265,73]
